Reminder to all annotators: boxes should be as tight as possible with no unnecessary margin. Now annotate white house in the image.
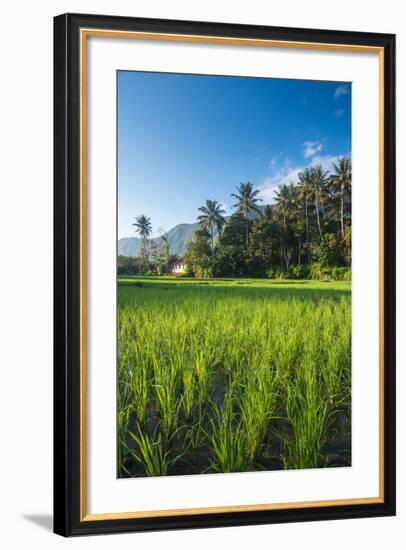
[169,258,186,274]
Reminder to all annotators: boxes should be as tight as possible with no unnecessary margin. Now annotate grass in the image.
[128,427,182,477]
[209,393,247,473]
[117,276,351,477]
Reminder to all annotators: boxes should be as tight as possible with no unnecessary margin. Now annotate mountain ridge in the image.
[118,205,271,257]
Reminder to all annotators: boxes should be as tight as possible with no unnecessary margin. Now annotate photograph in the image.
[116,70,353,478]
[52,11,396,537]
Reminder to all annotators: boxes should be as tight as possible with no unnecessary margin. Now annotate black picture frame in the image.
[54,12,396,537]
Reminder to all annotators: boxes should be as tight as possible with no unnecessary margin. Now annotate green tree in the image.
[214,212,248,276]
[133,215,152,266]
[291,189,306,267]
[197,200,226,252]
[274,183,297,274]
[298,168,313,263]
[117,255,142,275]
[248,206,279,276]
[149,240,160,273]
[218,212,246,248]
[231,182,262,251]
[309,165,328,241]
[160,234,170,274]
[331,157,352,238]
[342,226,352,266]
[184,229,212,278]
[212,244,247,278]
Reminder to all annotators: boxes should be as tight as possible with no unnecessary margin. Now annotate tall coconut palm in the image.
[309,165,328,241]
[331,157,352,238]
[133,214,152,264]
[160,234,170,273]
[298,168,313,263]
[197,200,226,252]
[274,183,296,273]
[231,182,262,251]
[274,183,294,233]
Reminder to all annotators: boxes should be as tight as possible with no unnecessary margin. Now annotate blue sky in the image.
[118,71,351,239]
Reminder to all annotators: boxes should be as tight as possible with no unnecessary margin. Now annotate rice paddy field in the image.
[117,276,351,478]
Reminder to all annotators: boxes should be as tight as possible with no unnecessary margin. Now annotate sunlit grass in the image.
[117,277,351,477]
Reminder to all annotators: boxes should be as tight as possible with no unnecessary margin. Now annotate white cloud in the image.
[258,154,344,204]
[268,152,283,169]
[303,140,324,159]
[310,154,341,173]
[334,108,346,118]
[258,160,302,203]
[334,85,350,99]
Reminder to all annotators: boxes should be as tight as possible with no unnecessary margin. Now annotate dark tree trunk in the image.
[298,236,302,266]
[340,188,345,238]
[305,199,310,263]
[315,195,322,241]
[245,214,249,252]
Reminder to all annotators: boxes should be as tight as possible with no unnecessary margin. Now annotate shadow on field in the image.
[118,279,351,302]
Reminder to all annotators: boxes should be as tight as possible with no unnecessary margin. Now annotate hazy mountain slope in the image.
[118,222,199,257]
[118,205,271,257]
[164,223,199,256]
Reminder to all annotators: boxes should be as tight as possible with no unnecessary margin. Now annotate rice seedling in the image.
[209,392,247,473]
[117,403,132,476]
[184,409,207,450]
[181,362,197,420]
[152,355,181,439]
[128,427,182,477]
[283,358,328,470]
[117,277,351,477]
[239,364,278,465]
[194,349,213,410]
[127,343,149,426]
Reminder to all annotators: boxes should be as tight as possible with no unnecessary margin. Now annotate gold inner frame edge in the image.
[79,28,385,522]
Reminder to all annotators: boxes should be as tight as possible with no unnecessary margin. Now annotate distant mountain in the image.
[118,205,271,257]
[118,221,200,257]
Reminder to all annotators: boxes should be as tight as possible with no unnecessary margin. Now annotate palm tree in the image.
[298,168,313,263]
[309,165,328,241]
[133,214,152,264]
[133,214,152,239]
[274,184,293,232]
[274,183,296,273]
[231,182,262,251]
[197,200,226,252]
[331,157,352,238]
[160,234,170,273]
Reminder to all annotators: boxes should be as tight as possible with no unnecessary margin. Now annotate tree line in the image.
[124,156,351,280]
[118,216,178,276]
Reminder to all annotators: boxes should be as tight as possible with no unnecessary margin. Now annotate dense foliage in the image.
[125,157,351,280]
[186,158,351,279]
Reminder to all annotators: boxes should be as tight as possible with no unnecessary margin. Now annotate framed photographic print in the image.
[53,13,396,536]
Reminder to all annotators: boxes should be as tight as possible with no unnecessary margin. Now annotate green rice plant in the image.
[181,362,197,420]
[317,303,350,410]
[117,344,132,411]
[117,277,351,477]
[128,343,149,426]
[184,408,207,450]
[209,393,246,473]
[117,403,132,476]
[152,355,180,439]
[128,427,180,477]
[282,358,328,470]
[194,349,212,410]
[239,365,278,465]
